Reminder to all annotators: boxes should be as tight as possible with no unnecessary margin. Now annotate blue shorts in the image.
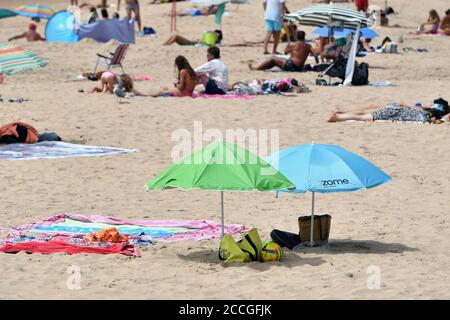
[265,20,282,32]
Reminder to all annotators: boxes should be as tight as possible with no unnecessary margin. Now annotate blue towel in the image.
[78,18,136,44]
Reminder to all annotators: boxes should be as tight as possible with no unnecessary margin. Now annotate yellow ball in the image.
[260,241,282,262]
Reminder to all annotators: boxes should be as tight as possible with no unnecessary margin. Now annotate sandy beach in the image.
[0,0,449,299]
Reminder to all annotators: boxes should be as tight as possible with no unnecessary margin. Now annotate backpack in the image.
[352,62,369,86]
[219,228,263,263]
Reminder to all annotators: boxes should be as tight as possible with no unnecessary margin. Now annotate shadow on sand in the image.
[177,249,325,269]
[301,239,418,255]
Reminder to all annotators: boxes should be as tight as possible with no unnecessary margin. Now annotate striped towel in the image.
[0,44,48,75]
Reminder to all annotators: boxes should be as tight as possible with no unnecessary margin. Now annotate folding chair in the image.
[93,43,129,74]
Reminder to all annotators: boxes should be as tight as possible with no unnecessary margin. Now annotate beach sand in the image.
[0,0,449,299]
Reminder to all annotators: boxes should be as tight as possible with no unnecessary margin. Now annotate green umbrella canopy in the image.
[146,141,295,191]
[0,9,18,19]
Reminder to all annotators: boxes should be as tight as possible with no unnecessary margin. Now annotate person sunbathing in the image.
[170,5,218,17]
[8,22,45,42]
[439,9,450,35]
[413,9,440,34]
[327,99,450,123]
[163,29,223,46]
[151,55,197,97]
[249,31,319,72]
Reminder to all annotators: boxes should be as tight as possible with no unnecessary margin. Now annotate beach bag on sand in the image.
[352,62,369,86]
[219,228,262,262]
[0,122,39,144]
[270,229,301,250]
[298,214,331,246]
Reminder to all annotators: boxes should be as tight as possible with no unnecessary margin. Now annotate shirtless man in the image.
[440,9,450,35]
[117,0,142,32]
[249,31,318,72]
[8,22,45,42]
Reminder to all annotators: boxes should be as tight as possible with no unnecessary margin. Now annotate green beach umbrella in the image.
[0,9,18,19]
[146,141,295,237]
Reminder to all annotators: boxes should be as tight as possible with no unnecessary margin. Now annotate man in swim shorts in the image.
[249,31,318,72]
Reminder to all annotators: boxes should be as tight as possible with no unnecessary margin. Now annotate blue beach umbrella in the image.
[265,143,391,246]
[312,26,379,39]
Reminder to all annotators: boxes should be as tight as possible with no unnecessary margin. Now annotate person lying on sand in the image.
[227,24,298,47]
[169,5,218,17]
[8,22,45,42]
[440,9,450,35]
[327,98,450,124]
[163,30,223,46]
[151,56,197,97]
[249,31,318,72]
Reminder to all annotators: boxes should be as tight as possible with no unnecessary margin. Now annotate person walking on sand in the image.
[117,0,142,33]
[249,31,318,72]
[8,22,45,42]
[263,0,287,55]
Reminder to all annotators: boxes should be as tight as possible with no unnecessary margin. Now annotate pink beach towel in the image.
[132,75,155,81]
[192,93,255,100]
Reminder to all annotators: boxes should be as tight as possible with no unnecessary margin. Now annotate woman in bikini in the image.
[414,10,440,35]
[151,56,197,98]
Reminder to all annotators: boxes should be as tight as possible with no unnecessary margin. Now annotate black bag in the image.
[270,229,301,250]
[352,62,369,86]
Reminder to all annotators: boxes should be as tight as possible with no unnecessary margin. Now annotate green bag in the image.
[201,31,218,47]
[219,228,263,263]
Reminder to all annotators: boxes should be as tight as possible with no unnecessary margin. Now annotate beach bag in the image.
[0,122,39,144]
[352,62,369,86]
[270,229,301,250]
[298,214,332,246]
[219,228,263,263]
[201,32,218,47]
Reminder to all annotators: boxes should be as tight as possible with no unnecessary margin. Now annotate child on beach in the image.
[8,22,45,42]
[90,71,143,96]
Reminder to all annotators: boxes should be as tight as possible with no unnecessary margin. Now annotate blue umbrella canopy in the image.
[265,143,391,194]
[265,143,391,247]
[312,26,379,39]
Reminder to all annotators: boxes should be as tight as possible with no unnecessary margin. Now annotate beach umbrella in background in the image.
[284,3,372,30]
[312,26,378,39]
[14,4,55,20]
[0,44,48,75]
[265,143,391,247]
[0,9,18,19]
[146,141,295,238]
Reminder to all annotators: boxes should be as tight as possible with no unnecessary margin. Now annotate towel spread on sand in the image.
[0,44,48,75]
[0,213,245,256]
[192,93,255,100]
[0,141,137,160]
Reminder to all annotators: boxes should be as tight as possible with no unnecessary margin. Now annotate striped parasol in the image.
[14,4,55,19]
[284,3,372,29]
[0,44,48,75]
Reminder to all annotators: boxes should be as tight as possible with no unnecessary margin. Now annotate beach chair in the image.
[93,43,129,74]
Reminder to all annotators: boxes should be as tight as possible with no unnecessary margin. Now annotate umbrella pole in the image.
[221,191,224,238]
[310,192,315,247]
